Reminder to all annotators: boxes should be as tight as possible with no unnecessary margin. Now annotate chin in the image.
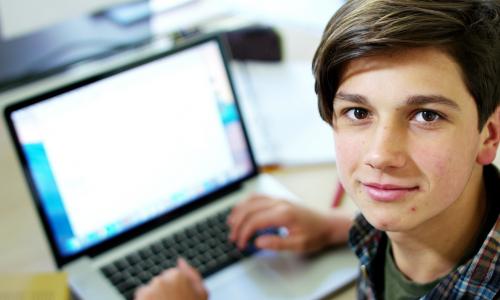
[362,212,413,232]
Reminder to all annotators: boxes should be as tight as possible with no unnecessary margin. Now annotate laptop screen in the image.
[5,37,256,261]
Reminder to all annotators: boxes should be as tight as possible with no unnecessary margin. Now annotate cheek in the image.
[411,135,477,201]
[334,132,364,183]
[414,145,451,178]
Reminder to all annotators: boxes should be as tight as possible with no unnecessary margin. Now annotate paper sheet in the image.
[231,61,336,166]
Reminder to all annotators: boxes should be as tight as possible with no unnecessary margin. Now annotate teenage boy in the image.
[135,0,500,299]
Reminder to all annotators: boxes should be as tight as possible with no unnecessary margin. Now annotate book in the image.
[0,272,69,300]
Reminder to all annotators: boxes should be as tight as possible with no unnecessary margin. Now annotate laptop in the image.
[3,35,358,300]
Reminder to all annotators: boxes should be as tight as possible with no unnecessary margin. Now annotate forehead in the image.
[340,47,462,80]
[337,47,475,109]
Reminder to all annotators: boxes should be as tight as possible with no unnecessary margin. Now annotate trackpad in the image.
[205,248,358,300]
[206,254,292,300]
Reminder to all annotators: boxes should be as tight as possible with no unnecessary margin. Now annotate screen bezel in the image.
[3,34,259,268]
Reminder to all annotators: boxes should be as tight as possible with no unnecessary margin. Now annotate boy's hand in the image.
[135,258,208,300]
[228,194,352,254]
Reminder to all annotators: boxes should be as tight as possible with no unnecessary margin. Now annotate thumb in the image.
[177,258,208,299]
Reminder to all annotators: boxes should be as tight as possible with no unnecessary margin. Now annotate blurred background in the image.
[0,0,346,167]
[0,0,347,276]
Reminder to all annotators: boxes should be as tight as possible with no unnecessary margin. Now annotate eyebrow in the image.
[335,92,369,105]
[406,95,460,110]
[334,92,461,110]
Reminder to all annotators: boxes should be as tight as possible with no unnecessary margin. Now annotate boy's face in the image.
[333,47,484,232]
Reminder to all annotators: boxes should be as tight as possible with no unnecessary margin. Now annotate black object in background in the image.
[225,25,282,62]
[0,13,152,93]
[0,17,281,94]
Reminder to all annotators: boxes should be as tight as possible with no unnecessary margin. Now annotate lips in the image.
[362,182,418,202]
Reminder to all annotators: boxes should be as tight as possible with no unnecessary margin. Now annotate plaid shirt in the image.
[348,165,500,300]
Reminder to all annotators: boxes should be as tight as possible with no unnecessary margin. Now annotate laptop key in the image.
[139,248,154,259]
[162,248,176,260]
[207,238,218,248]
[195,243,208,253]
[101,264,118,278]
[174,247,185,256]
[117,277,140,293]
[228,248,244,259]
[173,232,187,243]
[126,253,141,265]
[150,253,164,264]
[123,289,136,300]
[125,265,142,277]
[107,271,126,286]
[159,259,175,270]
[114,259,130,271]
[161,238,175,249]
[138,258,154,271]
[190,257,204,268]
[186,227,197,237]
[197,264,209,276]
[149,265,163,277]
[150,242,164,254]
[185,249,197,260]
[137,271,152,284]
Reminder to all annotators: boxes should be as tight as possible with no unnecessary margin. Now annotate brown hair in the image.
[313,0,500,128]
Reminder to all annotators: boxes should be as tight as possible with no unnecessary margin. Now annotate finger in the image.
[159,267,178,279]
[228,194,269,225]
[134,286,152,300]
[157,270,178,289]
[228,195,275,241]
[229,193,278,223]
[139,274,171,300]
[177,258,203,286]
[177,258,207,299]
[236,206,291,249]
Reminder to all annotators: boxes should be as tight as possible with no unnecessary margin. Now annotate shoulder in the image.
[423,218,499,299]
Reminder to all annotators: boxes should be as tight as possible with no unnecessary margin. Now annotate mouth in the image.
[362,182,419,202]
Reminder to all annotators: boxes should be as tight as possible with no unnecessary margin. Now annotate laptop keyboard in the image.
[100,208,254,300]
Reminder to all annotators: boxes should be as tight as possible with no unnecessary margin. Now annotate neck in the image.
[387,165,486,284]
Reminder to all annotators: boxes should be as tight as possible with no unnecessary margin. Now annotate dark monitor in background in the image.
[0,0,153,92]
[0,0,279,93]
[0,0,220,93]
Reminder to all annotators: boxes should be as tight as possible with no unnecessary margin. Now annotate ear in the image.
[476,106,500,165]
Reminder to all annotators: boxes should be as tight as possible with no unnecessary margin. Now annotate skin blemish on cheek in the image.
[410,206,417,212]
[379,222,388,229]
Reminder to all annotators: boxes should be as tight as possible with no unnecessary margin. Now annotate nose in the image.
[363,121,407,171]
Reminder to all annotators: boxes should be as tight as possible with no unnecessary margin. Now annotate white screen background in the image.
[16,42,239,239]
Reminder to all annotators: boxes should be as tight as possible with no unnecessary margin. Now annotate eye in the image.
[414,110,441,123]
[346,108,369,120]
